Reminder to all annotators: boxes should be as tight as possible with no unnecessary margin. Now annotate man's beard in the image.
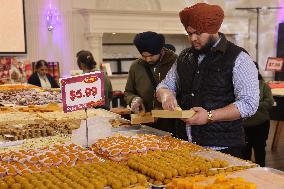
[148,61,157,65]
[193,35,217,55]
[147,53,162,65]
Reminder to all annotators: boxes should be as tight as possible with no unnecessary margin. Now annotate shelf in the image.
[103,58,137,74]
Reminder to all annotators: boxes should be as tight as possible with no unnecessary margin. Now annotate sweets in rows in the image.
[0,89,61,106]
[0,84,39,91]
[127,149,256,186]
[0,161,148,189]
[109,118,132,128]
[16,103,62,112]
[127,149,230,185]
[0,135,71,154]
[0,143,102,177]
[0,120,80,141]
[166,174,256,189]
[92,135,202,161]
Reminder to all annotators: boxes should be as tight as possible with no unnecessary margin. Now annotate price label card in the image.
[265,57,284,72]
[60,72,104,113]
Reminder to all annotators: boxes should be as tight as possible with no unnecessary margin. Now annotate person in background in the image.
[0,57,10,84]
[243,62,274,167]
[164,43,176,52]
[124,31,179,135]
[156,3,259,158]
[10,57,26,83]
[76,50,113,109]
[28,60,59,88]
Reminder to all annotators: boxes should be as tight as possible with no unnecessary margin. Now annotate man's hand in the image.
[130,97,145,113]
[162,94,178,110]
[157,88,178,110]
[182,107,209,125]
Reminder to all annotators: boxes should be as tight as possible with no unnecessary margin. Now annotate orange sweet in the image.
[68,143,77,148]
[21,169,31,174]
[28,165,39,172]
[83,152,95,159]
[38,154,46,160]
[109,149,121,156]
[29,156,39,163]
[77,153,88,161]
[66,162,74,167]
[46,152,55,156]
[129,146,138,153]
[120,148,130,155]
[0,166,6,175]
[6,167,17,176]
[40,166,49,171]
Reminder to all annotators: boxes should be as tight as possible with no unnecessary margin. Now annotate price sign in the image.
[265,57,284,72]
[60,72,104,113]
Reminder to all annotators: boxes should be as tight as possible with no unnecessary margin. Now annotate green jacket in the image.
[103,72,113,109]
[124,48,177,112]
[243,80,274,127]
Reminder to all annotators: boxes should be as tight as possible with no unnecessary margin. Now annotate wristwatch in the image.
[207,110,214,122]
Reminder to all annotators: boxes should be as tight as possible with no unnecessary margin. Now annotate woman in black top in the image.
[28,60,59,88]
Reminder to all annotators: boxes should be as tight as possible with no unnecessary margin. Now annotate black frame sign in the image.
[0,0,27,54]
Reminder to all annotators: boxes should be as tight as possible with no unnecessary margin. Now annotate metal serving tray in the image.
[262,167,284,176]
[111,124,172,136]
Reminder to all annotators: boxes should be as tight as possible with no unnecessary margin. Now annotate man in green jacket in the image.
[124,31,178,134]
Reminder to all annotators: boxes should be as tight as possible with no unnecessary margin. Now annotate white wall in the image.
[23,0,283,80]
[25,0,74,77]
[102,33,189,74]
[227,0,282,79]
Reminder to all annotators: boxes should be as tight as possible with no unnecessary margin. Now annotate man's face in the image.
[186,26,215,52]
[141,52,161,65]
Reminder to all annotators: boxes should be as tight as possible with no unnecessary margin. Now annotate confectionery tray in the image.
[262,167,284,176]
[231,167,284,189]
[192,150,257,168]
[112,124,172,136]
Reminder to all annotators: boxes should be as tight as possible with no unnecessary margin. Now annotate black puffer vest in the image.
[176,34,246,147]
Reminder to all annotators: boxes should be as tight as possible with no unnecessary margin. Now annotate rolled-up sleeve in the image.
[156,62,177,92]
[233,51,259,118]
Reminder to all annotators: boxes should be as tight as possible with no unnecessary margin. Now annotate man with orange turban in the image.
[156,3,259,159]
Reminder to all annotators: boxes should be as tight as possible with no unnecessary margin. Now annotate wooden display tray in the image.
[110,107,131,115]
[151,109,196,118]
[131,112,154,124]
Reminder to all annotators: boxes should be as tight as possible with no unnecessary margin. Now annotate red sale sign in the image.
[60,72,104,113]
[265,57,284,72]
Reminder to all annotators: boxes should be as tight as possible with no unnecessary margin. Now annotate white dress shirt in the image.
[38,73,51,88]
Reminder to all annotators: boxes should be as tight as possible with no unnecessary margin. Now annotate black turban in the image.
[133,31,165,55]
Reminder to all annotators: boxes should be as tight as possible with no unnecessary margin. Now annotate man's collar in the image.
[211,33,227,54]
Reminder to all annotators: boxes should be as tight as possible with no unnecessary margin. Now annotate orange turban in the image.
[179,3,224,34]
